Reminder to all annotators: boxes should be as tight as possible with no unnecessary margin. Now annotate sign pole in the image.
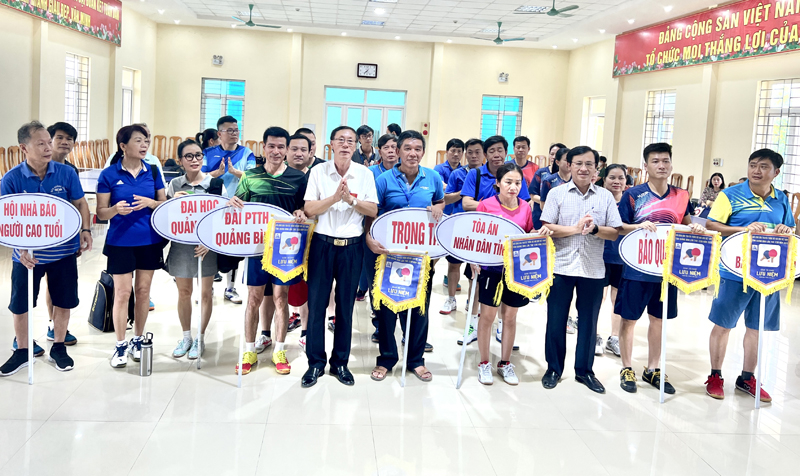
[400,308,412,388]
[755,293,766,410]
[659,289,669,404]
[456,271,478,389]
[196,255,202,370]
[237,259,246,388]
[27,249,34,385]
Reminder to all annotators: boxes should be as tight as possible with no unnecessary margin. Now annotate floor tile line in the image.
[0,420,47,473]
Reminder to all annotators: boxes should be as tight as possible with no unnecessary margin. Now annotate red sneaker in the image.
[704,374,724,399]
[736,375,772,402]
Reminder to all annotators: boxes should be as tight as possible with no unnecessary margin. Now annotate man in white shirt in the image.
[302,126,378,387]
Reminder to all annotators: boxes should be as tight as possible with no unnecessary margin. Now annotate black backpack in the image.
[88,271,135,332]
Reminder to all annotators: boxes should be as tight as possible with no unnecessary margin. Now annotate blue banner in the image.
[261,220,314,281]
[372,252,431,313]
[502,235,555,300]
[742,232,797,300]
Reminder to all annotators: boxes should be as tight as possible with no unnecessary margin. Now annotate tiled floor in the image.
[1,229,800,475]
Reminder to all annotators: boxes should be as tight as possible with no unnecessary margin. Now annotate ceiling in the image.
[126,0,722,50]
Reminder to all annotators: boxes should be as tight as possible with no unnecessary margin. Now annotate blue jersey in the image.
[201,145,256,198]
[529,166,552,229]
[434,161,462,215]
[369,162,390,181]
[460,164,530,203]
[539,172,570,204]
[603,199,624,265]
[375,165,445,215]
[445,166,479,215]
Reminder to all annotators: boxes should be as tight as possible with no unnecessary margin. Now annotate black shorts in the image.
[104,242,165,275]
[614,278,678,320]
[446,255,463,265]
[9,254,79,315]
[217,254,244,274]
[604,263,623,289]
[477,270,529,308]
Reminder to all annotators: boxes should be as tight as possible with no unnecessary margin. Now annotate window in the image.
[201,79,246,134]
[643,89,676,147]
[754,79,800,193]
[481,95,523,145]
[121,68,135,127]
[65,53,89,141]
[323,87,405,145]
[581,96,605,152]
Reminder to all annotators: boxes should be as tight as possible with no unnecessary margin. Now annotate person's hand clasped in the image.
[578,213,595,236]
[688,223,707,234]
[131,195,155,211]
[293,210,307,223]
[537,225,554,236]
[114,200,133,216]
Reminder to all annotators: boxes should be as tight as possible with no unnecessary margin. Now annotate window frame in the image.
[200,78,246,136]
[581,96,606,153]
[480,95,523,143]
[65,52,90,142]
[643,89,676,148]
[753,79,800,193]
[323,86,407,146]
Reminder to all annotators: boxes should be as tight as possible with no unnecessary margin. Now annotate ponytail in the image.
[111,124,149,165]
[109,150,124,165]
[196,128,219,150]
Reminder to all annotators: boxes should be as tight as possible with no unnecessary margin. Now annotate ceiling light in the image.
[174,20,180,24]
[664,5,673,12]
[599,29,605,33]
[341,32,347,36]
[375,8,385,14]
[157,9,164,14]
[231,23,237,28]
[362,20,385,26]
[628,19,635,24]
[287,28,293,32]
[572,38,578,43]
[515,5,549,13]
[552,45,557,49]
[394,36,400,40]
[369,0,397,3]
[446,39,452,43]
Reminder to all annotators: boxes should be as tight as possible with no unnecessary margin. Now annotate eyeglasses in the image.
[572,163,596,170]
[334,138,356,145]
[182,153,204,161]
[219,128,240,135]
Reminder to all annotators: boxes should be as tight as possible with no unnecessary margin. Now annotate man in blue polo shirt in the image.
[704,149,796,403]
[0,121,92,377]
[433,138,464,217]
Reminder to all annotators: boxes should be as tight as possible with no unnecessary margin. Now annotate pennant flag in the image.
[661,227,722,297]
[502,234,555,301]
[741,232,797,302]
[261,219,315,281]
[372,252,431,313]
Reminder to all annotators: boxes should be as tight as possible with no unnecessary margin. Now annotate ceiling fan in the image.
[471,22,525,45]
[515,0,579,18]
[232,4,281,28]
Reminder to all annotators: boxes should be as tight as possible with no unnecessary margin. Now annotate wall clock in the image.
[357,63,378,78]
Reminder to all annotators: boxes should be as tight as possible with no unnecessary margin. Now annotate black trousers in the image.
[306,234,363,370]
[545,274,604,377]
[376,267,434,371]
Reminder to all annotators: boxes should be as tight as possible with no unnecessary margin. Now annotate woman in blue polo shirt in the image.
[366,130,444,383]
[96,125,167,369]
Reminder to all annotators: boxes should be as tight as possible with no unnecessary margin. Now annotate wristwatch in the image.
[590,224,599,235]
[81,228,91,234]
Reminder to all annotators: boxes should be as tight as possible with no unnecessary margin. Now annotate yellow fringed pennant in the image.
[741,231,796,303]
[502,234,555,302]
[261,219,315,282]
[660,226,722,299]
[371,252,431,313]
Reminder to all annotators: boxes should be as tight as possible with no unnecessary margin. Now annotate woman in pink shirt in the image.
[471,162,534,386]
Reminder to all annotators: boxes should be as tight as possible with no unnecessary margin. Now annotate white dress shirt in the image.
[304,159,378,238]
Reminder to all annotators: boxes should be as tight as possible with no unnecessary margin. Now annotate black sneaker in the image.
[642,367,675,394]
[424,342,433,353]
[48,343,74,372]
[213,272,223,282]
[620,367,637,393]
[287,313,301,332]
[0,349,32,377]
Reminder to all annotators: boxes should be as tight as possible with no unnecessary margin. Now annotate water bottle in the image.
[139,332,153,377]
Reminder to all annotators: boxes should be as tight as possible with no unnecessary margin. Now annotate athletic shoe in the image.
[255,335,272,354]
[456,283,462,292]
[465,298,470,312]
[606,336,621,357]
[213,272,223,282]
[128,338,142,362]
[11,338,44,357]
[371,331,379,343]
[425,342,433,352]
[620,367,637,393]
[272,350,291,374]
[47,343,74,372]
[299,336,306,352]
[111,343,128,368]
[235,351,258,375]
[705,374,725,399]
[224,288,242,304]
[566,316,577,334]
[443,276,462,292]
[457,325,478,345]
[287,313,301,332]
[735,375,772,402]
[642,367,675,394]
[478,361,493,385]
[440,297,457,315]
[46,327,78,345]
[149,299,155,311]
[187,339,204,360]
[0,349,32,376]
[595,334,604,356]
[327,316,335,332]
[173,339,192,358]
[497,362,519,385]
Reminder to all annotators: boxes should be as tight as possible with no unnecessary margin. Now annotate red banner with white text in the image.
[1,0,122,46]
[613,0,800,77]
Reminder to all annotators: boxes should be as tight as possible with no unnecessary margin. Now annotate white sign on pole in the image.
[720,231,800,278]
[434,211,524,267]
[618,224,673,277]
[196,203,291,257]
[370,207,447,258]
[151,194,225,245]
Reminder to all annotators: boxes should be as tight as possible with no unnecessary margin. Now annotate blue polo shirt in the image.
[97,160,165,247]
[201,145,256,199]
[529,165,552,229]
[434,161,462,215]
[1,161,84,264]
[445,166,478,215]
[459,164,530,203]
[708,181,796,282]
[369,162,391,181]
[375,164,445,216]
[539,172,570,203]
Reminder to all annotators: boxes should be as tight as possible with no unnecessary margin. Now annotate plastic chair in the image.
[167,136,182,161]
[670,173,683,188]
[152,135,167,164]
[0,147,6,176]
[102,139,110,160]
[628,167,642,185]
[685,175,694,199]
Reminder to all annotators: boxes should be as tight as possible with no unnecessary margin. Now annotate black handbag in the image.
[88,271,135,332]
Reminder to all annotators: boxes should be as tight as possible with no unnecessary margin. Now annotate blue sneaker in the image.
[12,338,44,357]
[149,299,155,311]
[46,327,78,346]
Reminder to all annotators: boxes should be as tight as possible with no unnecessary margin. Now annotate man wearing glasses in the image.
[202,115,256,305]
[301,126,378,388]
[352,125,378,166]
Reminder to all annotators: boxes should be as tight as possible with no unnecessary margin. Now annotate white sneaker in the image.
[566,317,577,334]
[478,361,494,385]
[128,338,142,362]
[457,325,478,345]
[187,339,204,360]
[495,319,503,343]
[497,362,519,385]
[255,335,272,354]
[299,336,306,353]
[224,288,242,304]
[440,297,457,315]
[595,334,604,356]
[173,339,192,358]
[111,343,128,368]
[606,336,621,356]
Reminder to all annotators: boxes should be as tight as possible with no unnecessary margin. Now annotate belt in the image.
[315,233,363,247]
